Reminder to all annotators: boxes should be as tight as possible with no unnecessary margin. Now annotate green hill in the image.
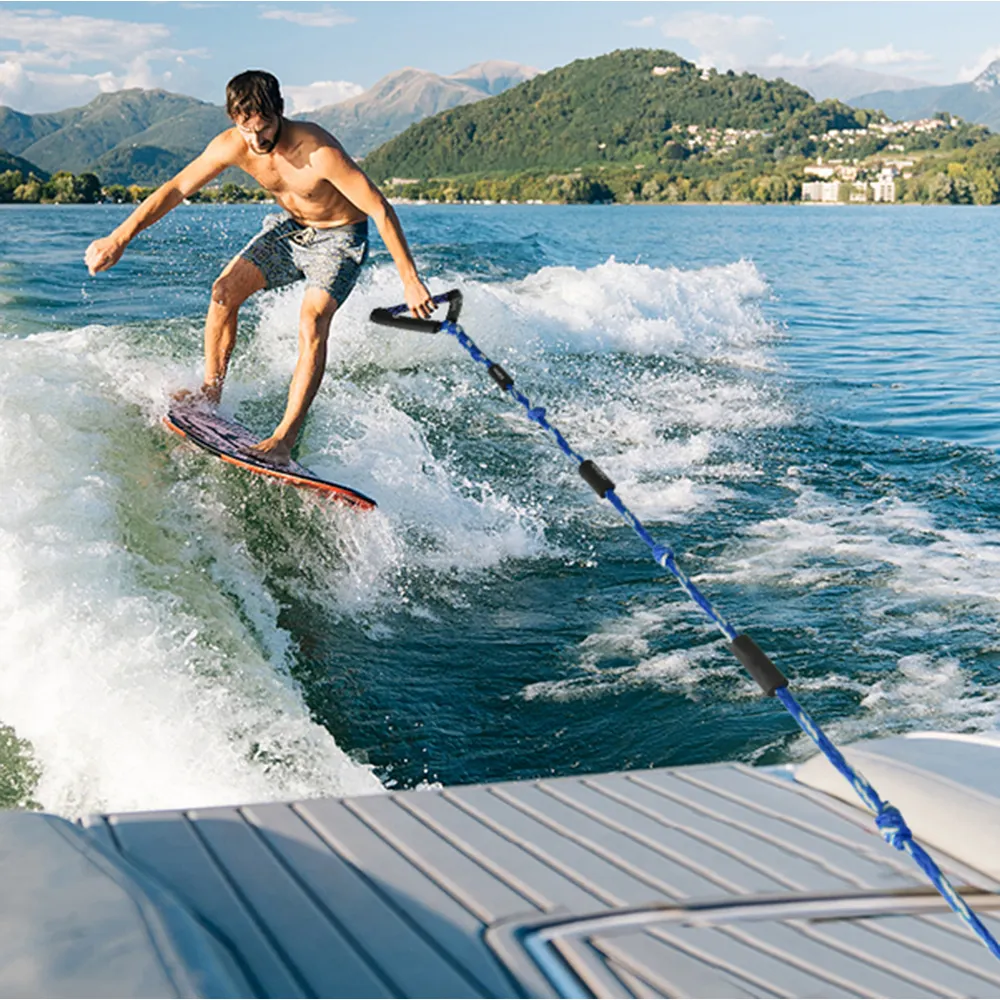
[0,89,264,189]
[114,102,231,156]
[89,145,192,186]
[91,143,254,188]
[0,148,47,179]
[0,89,239,186]
[16,89,228,175]
[0,53,879,192]
[0,106,69,155]
[363,48,865,179]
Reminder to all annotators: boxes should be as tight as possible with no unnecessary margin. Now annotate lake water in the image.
[2,202,999,816]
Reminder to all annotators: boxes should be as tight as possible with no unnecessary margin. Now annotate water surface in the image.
[2,202,998,815]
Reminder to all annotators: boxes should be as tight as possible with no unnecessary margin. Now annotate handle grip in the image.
[369,289,463,333]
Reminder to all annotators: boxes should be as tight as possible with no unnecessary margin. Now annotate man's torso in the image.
[231,121,367,229]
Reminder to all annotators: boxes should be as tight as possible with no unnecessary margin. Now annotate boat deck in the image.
[69,744,1000,998]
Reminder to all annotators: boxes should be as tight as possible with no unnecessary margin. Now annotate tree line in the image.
[0,170,101,203]
[381,130,1000,206]
[6,138,1000,207]
[0,169,273,205]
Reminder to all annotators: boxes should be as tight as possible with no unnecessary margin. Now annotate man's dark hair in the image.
[226,70,284,121]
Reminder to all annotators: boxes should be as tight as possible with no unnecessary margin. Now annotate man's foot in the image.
[172,383,221,406]
[248,435,292,465]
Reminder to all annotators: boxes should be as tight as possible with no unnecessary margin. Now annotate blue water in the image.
[2,202,999,816]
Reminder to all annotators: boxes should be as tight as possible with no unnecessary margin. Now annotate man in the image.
[85,70,434,464]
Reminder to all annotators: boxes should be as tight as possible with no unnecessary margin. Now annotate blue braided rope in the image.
[777,688,1000,961]
[440,318,1000,962]
[447,323,738,639]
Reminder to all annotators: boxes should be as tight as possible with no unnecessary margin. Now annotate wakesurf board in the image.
[163,400,376,510]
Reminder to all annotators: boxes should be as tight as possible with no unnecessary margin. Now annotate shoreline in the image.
[385,198,992,208]
[0,199,991,209]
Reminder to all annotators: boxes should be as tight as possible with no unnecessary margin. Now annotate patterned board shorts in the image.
[238,213,369,304]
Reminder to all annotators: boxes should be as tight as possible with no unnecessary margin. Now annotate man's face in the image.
[234,113,281,155]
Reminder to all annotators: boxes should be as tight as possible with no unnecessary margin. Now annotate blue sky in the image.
[0,2,998,114]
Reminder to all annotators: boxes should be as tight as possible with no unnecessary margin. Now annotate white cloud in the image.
[859,44,932,67]
[0,8,209,112]
[660,12,779,70]
[625,16,656,29]
[0,9,171,68]
[763,52,814,70]
[816,47,862,68]
[806,44,932,69]
[284,79,364,114]
[121,56,159,91]
[0,61,117,111]
[958,45,1000,82]
[652,10,935,80]
[0,60,27,92]
[259,6,356,28]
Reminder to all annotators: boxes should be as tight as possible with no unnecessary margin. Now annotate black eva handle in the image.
[370,289,463,333]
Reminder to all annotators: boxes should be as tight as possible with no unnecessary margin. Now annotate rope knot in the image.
[876,804,912,850]
[527,406,546,423]
[651,544,674,566]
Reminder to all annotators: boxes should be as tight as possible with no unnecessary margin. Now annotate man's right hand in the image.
[85,234,126,275]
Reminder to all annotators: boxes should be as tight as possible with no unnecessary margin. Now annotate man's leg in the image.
[251,286,338,463]
[202,256,267,402]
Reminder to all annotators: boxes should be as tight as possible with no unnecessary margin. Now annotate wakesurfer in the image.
[84,69,433,465]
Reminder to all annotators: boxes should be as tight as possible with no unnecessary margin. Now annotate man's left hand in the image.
[406,281,435,320]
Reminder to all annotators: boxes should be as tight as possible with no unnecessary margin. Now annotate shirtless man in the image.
[85,69,433,464]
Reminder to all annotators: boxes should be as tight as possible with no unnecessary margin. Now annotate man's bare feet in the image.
[248,435,292,465]
[172,383,221,406]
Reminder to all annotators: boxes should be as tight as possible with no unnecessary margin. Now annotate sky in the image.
[2,2,1000,114]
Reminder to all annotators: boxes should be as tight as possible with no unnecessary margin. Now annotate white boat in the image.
[3,729,999,997]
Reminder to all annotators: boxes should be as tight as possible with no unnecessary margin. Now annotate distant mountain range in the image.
[308,61,539,156]
[739,61,1000,134]
[5,49,1000,190]
[848,59,1000,131]
[745,64,926,102]
[0,60,538,186]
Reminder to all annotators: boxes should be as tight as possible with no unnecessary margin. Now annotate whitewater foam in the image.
[0,331,382,816]
[696,470,1000,740]
[708,473,1000,611]
[521,599,742,703]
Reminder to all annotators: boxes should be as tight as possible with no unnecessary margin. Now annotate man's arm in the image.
[314,143,434,318]
[85,132,238,275]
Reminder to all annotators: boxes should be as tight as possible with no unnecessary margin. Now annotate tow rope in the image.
[371,288,1000,962]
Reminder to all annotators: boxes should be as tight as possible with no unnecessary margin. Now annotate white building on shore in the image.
[871,167,897,203]
[802,162,899,203]
[801,180,843,202]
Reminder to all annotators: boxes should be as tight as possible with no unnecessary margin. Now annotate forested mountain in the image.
[0,148,47,179]
[90,146,192,186]
[0,89,275,187]
[9,49,981,199]
[0,106,69,155]
[2,90,230,175]
[362,49,865,179]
